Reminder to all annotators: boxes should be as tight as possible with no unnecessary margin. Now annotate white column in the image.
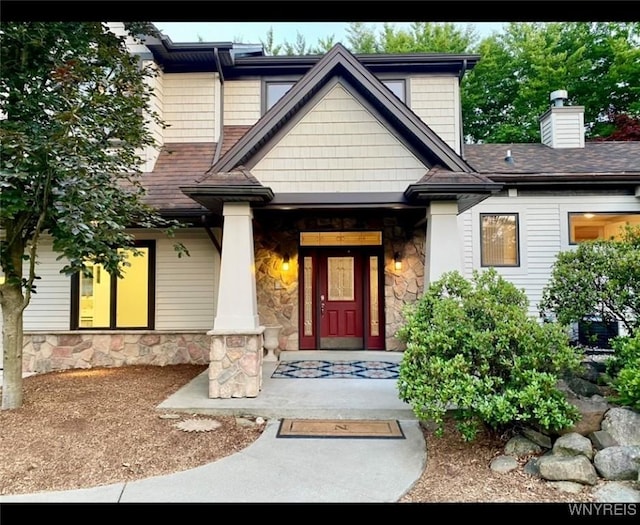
[212,202,260,331]
[425,201,462,284]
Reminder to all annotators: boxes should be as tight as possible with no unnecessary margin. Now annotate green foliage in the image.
[257,21,639,141]
[397,269,582,441]
[0,22,184,292]
[606,333,640,410]
[540,225,640,338]
[462,22,640,143]
[379,22,477,54]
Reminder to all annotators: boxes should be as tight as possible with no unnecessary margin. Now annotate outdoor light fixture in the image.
[394,252,402,271]
[282,254,290,271]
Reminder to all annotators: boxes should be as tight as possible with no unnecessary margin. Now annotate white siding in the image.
[540,107,585,149]
[460,192,640,317]
[140,61,164,172]
[163,73,217,142]
[224,80,261,125]
[0,230,220,338]
[21,237,72,332]
[252,83,427,193]
[409,76,460,153]
[153,229,219,330]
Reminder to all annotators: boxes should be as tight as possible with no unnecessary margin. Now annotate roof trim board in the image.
[207,43,475,177]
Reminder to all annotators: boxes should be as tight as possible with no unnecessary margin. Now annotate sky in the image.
[152,22,507,46]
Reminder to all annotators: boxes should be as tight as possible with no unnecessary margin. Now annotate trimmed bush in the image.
[606,333,640,410]
[397,269,583,441]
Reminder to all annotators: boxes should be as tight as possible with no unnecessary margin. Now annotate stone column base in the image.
[208,328,264,398]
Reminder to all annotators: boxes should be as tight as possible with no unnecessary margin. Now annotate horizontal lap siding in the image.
[20,237,71,331]
[0,231,219,339]
[163,73,217,142]
[154,230,218,330]
[460,194,640,317]
[409,76,460,153]
[224,80,261,126]
[252,83,426,193]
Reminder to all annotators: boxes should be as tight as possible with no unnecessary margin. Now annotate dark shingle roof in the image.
[464,142,640,178]
[141,126,257,213]
[141,142,215,213]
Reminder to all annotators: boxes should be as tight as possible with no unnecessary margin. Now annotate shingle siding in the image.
[409,76,460,153]
[163,73,217,142]
[224,80,261,125]
[252,83,426,192]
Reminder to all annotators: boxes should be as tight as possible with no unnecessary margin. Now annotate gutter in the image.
[458,59,467,161]
[212,47,225,166]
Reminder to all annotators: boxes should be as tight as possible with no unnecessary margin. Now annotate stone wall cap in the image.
[208,327,266,336]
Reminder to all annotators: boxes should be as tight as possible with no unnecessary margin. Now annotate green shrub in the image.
[606,333,640,410]
[540,224,640,338]
[397,268,583,441]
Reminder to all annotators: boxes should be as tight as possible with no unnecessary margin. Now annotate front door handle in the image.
[320,294,325,316]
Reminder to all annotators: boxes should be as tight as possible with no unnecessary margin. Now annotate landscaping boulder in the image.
[537,455,598,486]
[601,408,640,446]
[553,432,594,460]
[593,446,640,481]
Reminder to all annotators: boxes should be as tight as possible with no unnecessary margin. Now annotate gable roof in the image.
[202,43,476,179]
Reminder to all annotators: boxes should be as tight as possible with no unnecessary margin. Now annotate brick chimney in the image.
[538,90,585,149]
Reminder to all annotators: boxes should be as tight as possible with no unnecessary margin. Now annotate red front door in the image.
[298,247,384,351]
[318,251,364,349]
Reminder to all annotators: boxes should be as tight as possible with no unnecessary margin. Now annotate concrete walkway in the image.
[0,351,428,503]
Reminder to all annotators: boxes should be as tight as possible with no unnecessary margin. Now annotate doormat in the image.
[271,360,399,379]
[277,419,405,439]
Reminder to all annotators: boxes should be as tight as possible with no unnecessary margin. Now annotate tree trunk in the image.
[1,281,25,409]
[1,233,27,410]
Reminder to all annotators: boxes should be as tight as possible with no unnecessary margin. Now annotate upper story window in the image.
[264,78,407,112]
[480,213,520,267]
[266,81,296,111]
[71,241,155,330]
[382,79,406,103]
[569,212,640,244]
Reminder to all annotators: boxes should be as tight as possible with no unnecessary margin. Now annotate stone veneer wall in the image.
[383,218,426,351]
[254,217,300,353]
[22,331,210,374]
[208,332,263,398]
[253,212,426,352]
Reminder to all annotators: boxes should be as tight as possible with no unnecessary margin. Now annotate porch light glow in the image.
[583,213,595,219]
[282,254,290,271]
[394,252,402,271]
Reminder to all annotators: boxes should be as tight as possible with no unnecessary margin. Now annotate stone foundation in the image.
[208,329,264,398]
[22,331,210,373]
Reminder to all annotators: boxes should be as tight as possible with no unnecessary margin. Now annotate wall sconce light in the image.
[394,252,402,271]
[282,254,290,271]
